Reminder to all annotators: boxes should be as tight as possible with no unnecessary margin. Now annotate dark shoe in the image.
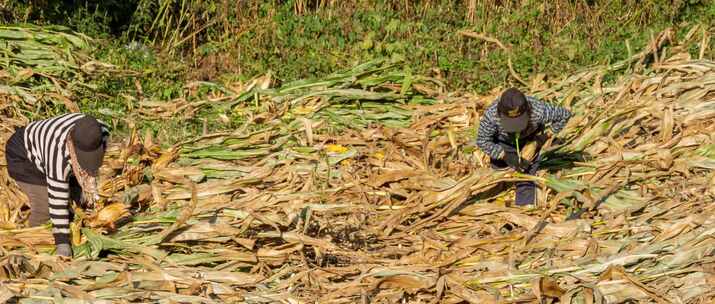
[515,181,536,206]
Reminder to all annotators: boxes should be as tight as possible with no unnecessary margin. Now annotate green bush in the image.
[3,0,714,140]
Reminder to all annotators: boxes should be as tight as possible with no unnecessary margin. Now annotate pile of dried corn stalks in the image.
[1,26,714,304]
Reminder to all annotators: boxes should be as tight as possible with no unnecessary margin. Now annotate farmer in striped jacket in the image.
[5,113,109,257]
[476,88,571,206]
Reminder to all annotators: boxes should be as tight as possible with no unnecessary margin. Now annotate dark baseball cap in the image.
[70,116,105,175]
[497,88,531,133]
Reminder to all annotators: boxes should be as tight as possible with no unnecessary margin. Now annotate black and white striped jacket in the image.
[476,96,571,159]
[23,113,109,245]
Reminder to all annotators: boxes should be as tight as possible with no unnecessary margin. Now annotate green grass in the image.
[3,0,715,141]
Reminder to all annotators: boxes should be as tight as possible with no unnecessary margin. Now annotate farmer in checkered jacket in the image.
[476,88,572,206]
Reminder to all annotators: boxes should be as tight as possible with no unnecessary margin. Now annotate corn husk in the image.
[521,141,539,161]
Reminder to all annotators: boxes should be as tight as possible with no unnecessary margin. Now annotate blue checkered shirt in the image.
[476,96,572,159]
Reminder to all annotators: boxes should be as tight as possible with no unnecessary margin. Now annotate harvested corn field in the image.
[1,23,715,304]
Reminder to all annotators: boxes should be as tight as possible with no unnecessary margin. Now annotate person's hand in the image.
[80,189,100,208]
[535,132,549,144]
[56,243,73,257]
[504,152,529,171]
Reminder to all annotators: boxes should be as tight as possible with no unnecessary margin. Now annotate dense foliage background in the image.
[2,0,714,139]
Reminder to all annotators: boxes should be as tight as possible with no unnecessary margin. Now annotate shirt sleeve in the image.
[540,101,572,134]
[476,113,504,159]
[46,173,71,246]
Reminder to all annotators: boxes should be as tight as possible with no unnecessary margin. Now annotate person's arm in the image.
[539,99,572,134]
[476,113,505,159]
[46,173,72,256]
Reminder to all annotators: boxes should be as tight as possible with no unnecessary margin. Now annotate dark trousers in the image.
[490,142,542,206]
[9,172,82,227]
[5,127,82,226]
[15,178,82,226]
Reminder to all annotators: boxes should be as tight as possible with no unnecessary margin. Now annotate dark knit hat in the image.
[70,116,105,175]
[497,88,531,132]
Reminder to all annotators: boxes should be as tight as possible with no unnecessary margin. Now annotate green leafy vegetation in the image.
[2,0,714,139]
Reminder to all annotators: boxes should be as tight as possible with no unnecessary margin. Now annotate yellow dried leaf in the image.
[325,144,349,153]
[292,105,314,115]
[70,222,82,246]
[87,203,129,229]
[151,147,179,171]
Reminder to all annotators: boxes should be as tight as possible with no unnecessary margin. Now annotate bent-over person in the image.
[5,113,109,257]
[476,88,571,206]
